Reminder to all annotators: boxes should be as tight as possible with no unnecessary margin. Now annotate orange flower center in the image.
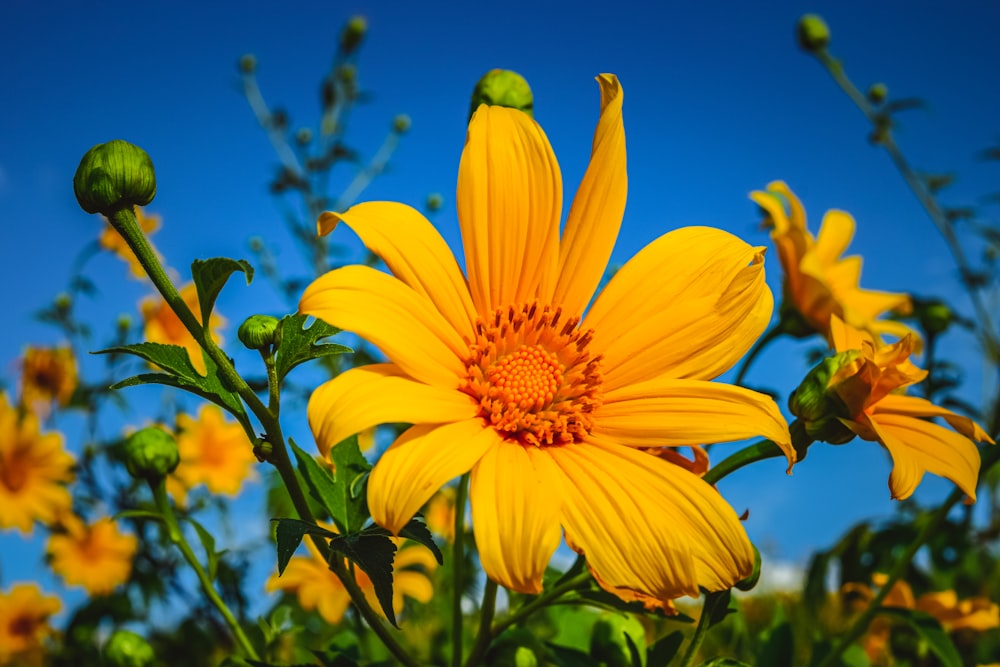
[463,302,603,447]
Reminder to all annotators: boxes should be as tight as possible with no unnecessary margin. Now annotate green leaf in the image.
[701,589,735,629]
[185,517,225,581]
[272,518,337,576]
[274,314,351,383]
[646,632,683,666]
[572,589,694,622]
[876,608,962,667]
[756,621,793,667]
[328,435,372,533]
[330,532,398,627]
[399,517,444,565]
[191,257,254,325]
[545,643,602,667]
[289,437,340,522]
[113,509,163,523]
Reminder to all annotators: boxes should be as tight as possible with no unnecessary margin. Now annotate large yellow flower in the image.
[100,206,161,280]
[0,583,61,667]
[827,315,992,500]
[751,181,913,344]
[0,393,75,534]
[301,74,793,608]
[167,405,257,505]
[265,538,436,624]
[140,283,224,375]
[20,346,78,417]
[46,515,138,596]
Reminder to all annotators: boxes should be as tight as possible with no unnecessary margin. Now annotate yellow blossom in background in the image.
[302,74,794,610]
[424,486,458,543]
[751,181,915,344]
[0,583,61,667]
[827,315,992,501]
[915,590,1000,633]
[100,206,161,279]
[266,538,436,624]
[167,404,257,506]
[0,393,75,534]
[140,282,224,375]
[46,515,138,596]
[20,345,78,417]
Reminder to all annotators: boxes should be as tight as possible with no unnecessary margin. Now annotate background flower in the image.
[99,207,161,280]
[0,583,61,667]
[167,404,257,506]
[46,515,138,596]
[19,346,77,416]
[140,283,224,375]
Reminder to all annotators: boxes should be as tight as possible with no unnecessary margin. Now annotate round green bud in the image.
[788,351,859,445]
[513,647,538,667]
[104,630,155,667]
[238,314,280,350]
[55,292,72,311]
[239,53,257,74]
[426,192,444,212]
[796,14,831,53]
[392,114,412,134]
[469,69,534,121]
[337,64,358,85]
[123,427,180,481]
[919,299,953,335]
[340,16,367,54]
[74,140,156,216]
[117,314,132,331]
[867,83,888,105]
[735,544,762,591]
[295,127,313,146]
[590,613,646,667]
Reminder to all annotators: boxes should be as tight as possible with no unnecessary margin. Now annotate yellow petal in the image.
[874,394,995,443]
[549,439,753,603]
[470,441,563,594]
[595,378,793,466]
[300,265,467,387]
[308,364,478,458]
[813,210,856,265]
[368,419,499,534]
[457,104,562,313]
[318,202,478,338]
[586,227,772,389]
[552,74,627,315]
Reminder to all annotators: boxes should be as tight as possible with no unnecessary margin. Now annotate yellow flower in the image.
[751,181,914,344]
[424,486,458,543]
[301,74,793,609]
[265,538,436,624]
[915,590,1000,633]
[20,346,78,417]
[167,405,257,505]
[0,393,75,534]
[100,206,161,279]
[828,315,992,501]
[0,583,61,667]
[46,515,138,596]
[140,283,224,375]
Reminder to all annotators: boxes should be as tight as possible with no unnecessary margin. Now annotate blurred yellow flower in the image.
[0,393,75,534]
[751,181,914,344]
[302,74,793,610]
[424,486,458,543]
[140,283,224,375]
[100,206,161,279]
[20,345,78,417]
[265,538,436,624]
[167,405,257,506]
[828,316,992,501]
[915,590,1000,633]
[0,583,61,667]
[46,515,138,596]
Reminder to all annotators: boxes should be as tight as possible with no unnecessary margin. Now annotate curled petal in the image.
[874,394,994,443]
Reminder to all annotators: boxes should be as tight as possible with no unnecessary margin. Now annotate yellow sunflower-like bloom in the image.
[20,346,78,417]
[751,181,914,344]
[301,74,794,608]
[166,405,257,506]
[0,583,61,667]
[266,538,436,624]
[424,486,458,543]
[0,393,75,534]
[140,283,224,375]
[46,515,138,596]
[826,315,992,501]
[100,206,161,280]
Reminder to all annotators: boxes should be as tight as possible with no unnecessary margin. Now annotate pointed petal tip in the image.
[318,211,342,237]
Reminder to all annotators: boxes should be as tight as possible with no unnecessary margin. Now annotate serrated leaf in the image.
[398,517,444,565]
[274,314,351,383]
[330,532,398,627]
[876,608,962,667]
[647,631,684,666]
[328,435,372,533]
[186,517,221,581]
[272,518,336,576]
[289,437,340,522]
[191,257,254,325]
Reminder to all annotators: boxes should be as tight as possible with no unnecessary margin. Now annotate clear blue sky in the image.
[2,0,998,611]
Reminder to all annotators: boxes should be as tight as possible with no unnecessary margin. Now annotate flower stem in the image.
[677,591,728,667]
[733,325,782,386]
[452,473,471,667]
[702,439,784,485]
[463,579,498,667]
[488,570,592,640]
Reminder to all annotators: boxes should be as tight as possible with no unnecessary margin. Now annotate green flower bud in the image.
[867,83,888,105]
[788,351,859,445]
[796,14,831,53]
[590,614,646,667]
[123,427,180,481]
[238,314,280,350]
[55,292,72,312]
[469,69,534,121]
[340,16,367,55]
[426,192,444,212]
[295,127,313,145]
[239,54,257,74]
[735,544,762,591]
[117,314,132,332]
[104,630,155,667]
[392,114,412,134]
[915,299,954,335]
[74,140,156,216]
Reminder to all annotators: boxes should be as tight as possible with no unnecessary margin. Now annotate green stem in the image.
[150,478,259,660]
[702,439,785,485]
[452,473,471,667]
[677,591,728,667]
[733,325,782,386]
[463,579,498,667]
[489,571,592,639]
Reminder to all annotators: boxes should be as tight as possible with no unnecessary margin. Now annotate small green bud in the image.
[54,292,72,311]
[117,314,132,332]
[392,114,412,134]
[425,192,444,212]
[74,140,156,216]
[123,427,180,481]
[337,64,357,85]
[295,127,313,145]
[239,54,257,74]
[340,16,367,55]
[735,544,762,591]
[238,314,280,350]
[796,14,831,53]
[104,630,155,667]
[469,69,534,121]
[788,351,859,445]
[513,647,538,667]
[917,299,953,335]
[867,83,888,105]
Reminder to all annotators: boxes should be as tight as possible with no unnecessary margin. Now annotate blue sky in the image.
[2,0,999,613]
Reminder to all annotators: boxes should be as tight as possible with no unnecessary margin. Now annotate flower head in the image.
[0,583,61,667]
[46,515,138,596]
[20,346,78,417]
[140,283,224,375]
[751,181,914,344]
[0,393,75,534]
[166,405,257,506]
[100,207,161,280]
[301,75,793,608]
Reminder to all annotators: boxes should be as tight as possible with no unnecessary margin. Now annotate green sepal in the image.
[191,257,254,326]
[874,608,961,667]
[271,518,337,576]
[274,314,351,383]
[329,530,399,627]
[701,589,735,628]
